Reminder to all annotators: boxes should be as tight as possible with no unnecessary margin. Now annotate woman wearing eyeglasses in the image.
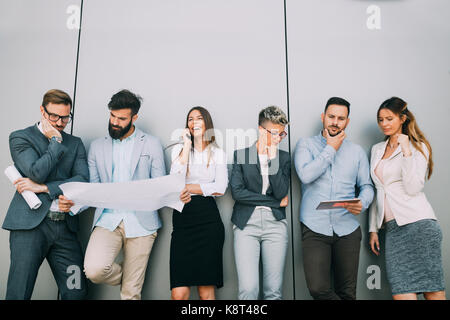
[230,106,291,300]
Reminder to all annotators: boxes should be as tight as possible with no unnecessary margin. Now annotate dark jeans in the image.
[6,217,87,300]
[301,223,362,300]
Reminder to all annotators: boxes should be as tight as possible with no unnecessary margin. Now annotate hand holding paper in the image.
[58,195,75,212]
[4,165,42,210]
[59,173,186,213]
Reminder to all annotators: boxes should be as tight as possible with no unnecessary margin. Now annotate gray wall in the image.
[1,0,449,300]
[0,0,81,299]
[286,0,450,300]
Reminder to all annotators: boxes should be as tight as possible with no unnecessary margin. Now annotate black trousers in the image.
[301,223,362,300]
[6,217,87,300]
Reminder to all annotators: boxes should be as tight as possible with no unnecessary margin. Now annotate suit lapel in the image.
[372,139,402,186]
[130,128,145,178]
[31,124,50,150]
[388,146,402,160]
[248,142,263,192]
[371,141,387,185]
[249,143,261,173]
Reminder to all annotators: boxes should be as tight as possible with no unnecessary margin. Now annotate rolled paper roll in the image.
[4,165,42,210]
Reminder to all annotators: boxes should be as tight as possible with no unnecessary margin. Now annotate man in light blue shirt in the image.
[96,127,157,238]
[294,97,374,300]
[59,89,166,300]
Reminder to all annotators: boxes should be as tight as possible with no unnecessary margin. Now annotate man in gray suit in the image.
[59,89,166,300]
[3,89,89,300]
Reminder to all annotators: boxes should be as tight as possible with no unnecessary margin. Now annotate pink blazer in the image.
[368,140,436,233]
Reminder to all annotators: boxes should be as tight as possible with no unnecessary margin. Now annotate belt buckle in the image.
[47,211,65,221]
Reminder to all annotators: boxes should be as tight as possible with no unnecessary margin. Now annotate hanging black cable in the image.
[283,0,297,300]
[70,0,84,136]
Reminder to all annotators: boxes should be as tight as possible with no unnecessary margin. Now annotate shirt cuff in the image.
[321,145,337,162]
[361,198,371,212]
[199,184,212,197]
[369,226,378,233]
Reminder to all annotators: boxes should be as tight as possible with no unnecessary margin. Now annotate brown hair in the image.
[42,89,72,108]
[179,106,217,176]
[377,97,433,179]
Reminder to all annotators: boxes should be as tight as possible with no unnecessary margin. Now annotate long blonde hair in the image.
[378,97,433,179]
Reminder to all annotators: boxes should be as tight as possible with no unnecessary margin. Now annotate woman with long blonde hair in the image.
[368,97,445,300]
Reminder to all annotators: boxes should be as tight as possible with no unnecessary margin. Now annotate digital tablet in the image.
[316,198,361,210]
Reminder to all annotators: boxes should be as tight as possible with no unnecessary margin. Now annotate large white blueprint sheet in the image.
[59,173,185,213]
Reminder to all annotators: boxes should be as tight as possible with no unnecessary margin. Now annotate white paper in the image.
[4,165,42,210]
[59,173,185,213]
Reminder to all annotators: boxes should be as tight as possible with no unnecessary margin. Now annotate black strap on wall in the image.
[70,0,84,136]
[283,0,297,300]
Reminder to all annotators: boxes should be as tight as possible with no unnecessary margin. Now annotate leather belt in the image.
[46,210,66,221]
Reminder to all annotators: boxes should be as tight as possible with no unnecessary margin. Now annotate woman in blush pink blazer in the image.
[368,97,445,300]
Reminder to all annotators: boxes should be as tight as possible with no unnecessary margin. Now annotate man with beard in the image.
[294,97,374,300]
[59,89,166,300]
[4,89,88,299]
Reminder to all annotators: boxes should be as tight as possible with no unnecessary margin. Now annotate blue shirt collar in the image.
[318,130,327,146]
[317,130,348,147]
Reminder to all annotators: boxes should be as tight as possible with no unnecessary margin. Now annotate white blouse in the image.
[255,154,272,211]
[170,143,228,197]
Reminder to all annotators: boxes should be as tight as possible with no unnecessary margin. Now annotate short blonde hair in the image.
[258,106,289,126]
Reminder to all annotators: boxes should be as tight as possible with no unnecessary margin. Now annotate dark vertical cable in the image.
[70,0,84,135]
[283,0,296,300]
[58,0,83,301]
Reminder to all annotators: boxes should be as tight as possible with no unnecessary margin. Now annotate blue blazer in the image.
[2,124,89,233]
[85,127,167,231]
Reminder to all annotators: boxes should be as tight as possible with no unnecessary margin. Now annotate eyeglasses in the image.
[43,105,72,124]
[261,126,287,138]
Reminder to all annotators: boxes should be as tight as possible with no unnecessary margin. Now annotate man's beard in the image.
[326,126,342,137]
[108,120,132,140]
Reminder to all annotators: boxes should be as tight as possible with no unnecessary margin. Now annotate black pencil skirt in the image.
[170,195,225,289]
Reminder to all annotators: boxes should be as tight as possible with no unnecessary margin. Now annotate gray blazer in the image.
[2,124,89,233]
[230,143,291,230]
[86,127,166,231]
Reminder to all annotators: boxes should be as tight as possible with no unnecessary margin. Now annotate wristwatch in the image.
[51,136,63,143]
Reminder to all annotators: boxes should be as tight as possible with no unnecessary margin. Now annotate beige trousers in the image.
[84,221,157,300]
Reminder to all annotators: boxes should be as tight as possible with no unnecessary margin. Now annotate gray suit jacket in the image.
[86,127,166,231]
[230,143,291,230]
[2,124,89,232]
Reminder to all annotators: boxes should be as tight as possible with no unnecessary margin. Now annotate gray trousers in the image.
[6,217,87,300]
[233,208,288,300]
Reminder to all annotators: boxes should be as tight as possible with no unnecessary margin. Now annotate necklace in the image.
[387,138,397,149]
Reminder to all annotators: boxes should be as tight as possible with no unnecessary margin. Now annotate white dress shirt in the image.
[170,143,228,197]
[369,140,437,233]
[255,154,272,212]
